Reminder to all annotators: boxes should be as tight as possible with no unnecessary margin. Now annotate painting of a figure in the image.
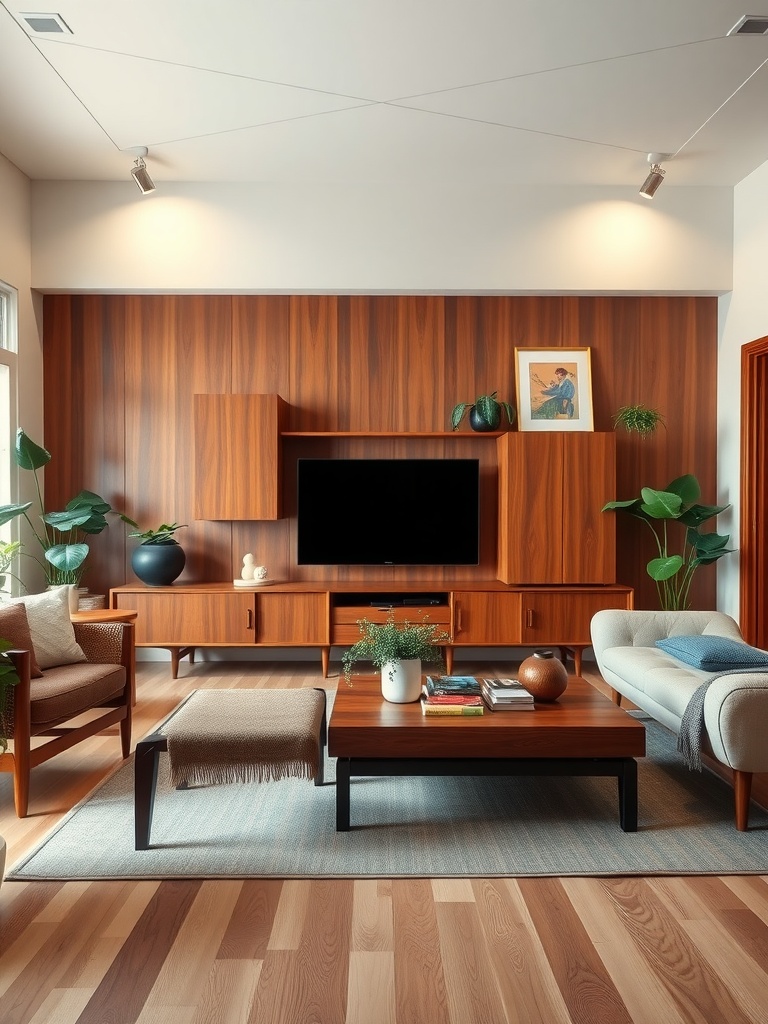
[515,348,593,431]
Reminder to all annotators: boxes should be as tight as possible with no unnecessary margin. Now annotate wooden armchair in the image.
[0,621,133,817]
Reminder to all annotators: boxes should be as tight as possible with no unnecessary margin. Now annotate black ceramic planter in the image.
[131,542,186,586]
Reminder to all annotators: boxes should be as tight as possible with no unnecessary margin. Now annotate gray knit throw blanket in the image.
[677,667,768,771]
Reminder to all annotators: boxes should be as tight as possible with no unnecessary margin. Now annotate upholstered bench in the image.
[134,688,327,849]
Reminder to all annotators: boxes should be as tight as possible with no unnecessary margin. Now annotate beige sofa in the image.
[590,609,768,831]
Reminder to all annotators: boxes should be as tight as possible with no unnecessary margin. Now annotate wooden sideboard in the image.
[110,580,633,678]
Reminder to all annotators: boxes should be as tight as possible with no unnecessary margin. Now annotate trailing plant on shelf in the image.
[450,391,515,432]
[0,430,138,587]
[602,474,733,610]
[612,404,665,438]
[0,637,20,752]
[342,613,450,684]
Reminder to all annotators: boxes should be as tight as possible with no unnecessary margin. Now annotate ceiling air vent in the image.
[727,15,768,35]
[21,12,73,34]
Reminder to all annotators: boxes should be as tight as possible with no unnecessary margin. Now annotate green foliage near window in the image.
[0,637,20,752]
[602,474,733,610]
[342,614,450,684]
[0,429,138,587]
[612,404,665,438]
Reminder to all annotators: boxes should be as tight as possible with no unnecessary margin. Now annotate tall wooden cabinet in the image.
[193,393,287,520]
[497,432,616,585]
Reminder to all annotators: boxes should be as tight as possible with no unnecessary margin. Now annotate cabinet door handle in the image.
[456,604,462,633]
[247,608,254,630]
[525,608,534,629]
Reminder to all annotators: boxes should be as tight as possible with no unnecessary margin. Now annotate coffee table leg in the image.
[135,739,161,850]
[336,758,351,831]
[618,758,638,832]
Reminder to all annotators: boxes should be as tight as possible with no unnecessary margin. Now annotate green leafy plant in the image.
[342,613,450,684]
[0,429,138,586]
[602,474,733,610]
[0,541,23,592]
[0,637,20,752]
[129,522,187,545]
[613,404,665,438]
[451,391,515,431]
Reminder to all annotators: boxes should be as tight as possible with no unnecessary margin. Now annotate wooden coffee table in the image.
[328,676,646,832]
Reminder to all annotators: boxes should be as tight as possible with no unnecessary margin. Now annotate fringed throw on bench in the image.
[161,688,325,788]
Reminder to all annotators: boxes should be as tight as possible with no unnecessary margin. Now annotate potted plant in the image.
[342,613,450,703]
[602,474,733,610]
[613,404,665,438]
[0,541,23,594]
[0,430,137,589]
[129,522,188,587]
[451,391,515,432]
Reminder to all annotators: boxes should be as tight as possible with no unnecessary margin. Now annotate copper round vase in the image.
[518,649,568,701]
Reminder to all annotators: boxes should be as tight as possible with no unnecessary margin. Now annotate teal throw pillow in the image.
[655,634,768,671]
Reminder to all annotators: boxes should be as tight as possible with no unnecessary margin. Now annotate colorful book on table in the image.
[421,700,484,716]
[425,675,482,696]
[421,689,484,707]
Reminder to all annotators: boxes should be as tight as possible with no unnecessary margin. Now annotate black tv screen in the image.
[297,458,480,566]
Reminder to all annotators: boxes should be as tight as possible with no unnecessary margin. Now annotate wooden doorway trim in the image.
[740,335,768,646]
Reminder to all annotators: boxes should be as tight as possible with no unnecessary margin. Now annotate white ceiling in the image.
[1,1,767,189]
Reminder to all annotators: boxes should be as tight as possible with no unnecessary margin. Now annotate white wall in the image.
[717,159,768,619]
[31,181,734,294]
[0,154,45,591]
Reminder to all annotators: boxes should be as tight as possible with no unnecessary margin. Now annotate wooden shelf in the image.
[281,430,506,438]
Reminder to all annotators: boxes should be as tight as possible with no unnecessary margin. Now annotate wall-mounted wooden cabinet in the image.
[194,393,287,520]
[497,432,616,585]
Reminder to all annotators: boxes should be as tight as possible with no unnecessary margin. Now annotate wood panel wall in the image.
[42,295,719,609]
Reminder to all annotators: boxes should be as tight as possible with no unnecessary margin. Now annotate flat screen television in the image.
[297,458,480,566]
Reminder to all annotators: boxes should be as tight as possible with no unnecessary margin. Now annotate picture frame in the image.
[514,347,594,431]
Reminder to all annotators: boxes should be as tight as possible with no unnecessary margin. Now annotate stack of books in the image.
[421,675,484,716]
[480,678,535,711]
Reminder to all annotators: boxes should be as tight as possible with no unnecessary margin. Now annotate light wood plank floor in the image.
[1,659,767,1024]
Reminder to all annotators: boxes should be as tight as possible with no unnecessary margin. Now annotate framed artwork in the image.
[515,347,594,431]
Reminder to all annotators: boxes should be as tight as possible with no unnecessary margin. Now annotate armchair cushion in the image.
[30,662,126,727]
[655,634,768,671]
[0,603,42,677]
[11,586,86,669]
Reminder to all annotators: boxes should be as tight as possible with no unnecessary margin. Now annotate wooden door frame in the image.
[740,336,768,646]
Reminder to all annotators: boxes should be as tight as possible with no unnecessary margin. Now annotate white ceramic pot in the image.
[381,658,422,703]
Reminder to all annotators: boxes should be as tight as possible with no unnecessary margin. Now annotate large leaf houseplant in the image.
[0,429,137,588]
[602,474,733,610]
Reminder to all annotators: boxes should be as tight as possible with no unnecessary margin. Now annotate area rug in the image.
[7,715,768,880]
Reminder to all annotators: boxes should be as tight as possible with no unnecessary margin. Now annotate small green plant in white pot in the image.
[342,614,450,702]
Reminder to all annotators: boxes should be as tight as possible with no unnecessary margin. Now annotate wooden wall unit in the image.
[43,295,719,611]
[194,393,287,520]
[497,432,616,585]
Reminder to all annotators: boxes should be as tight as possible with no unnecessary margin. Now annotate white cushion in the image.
[11,586,86,669]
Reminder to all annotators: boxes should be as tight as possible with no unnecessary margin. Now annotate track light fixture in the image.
[129,146,156,195]
[639,152,668,199]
